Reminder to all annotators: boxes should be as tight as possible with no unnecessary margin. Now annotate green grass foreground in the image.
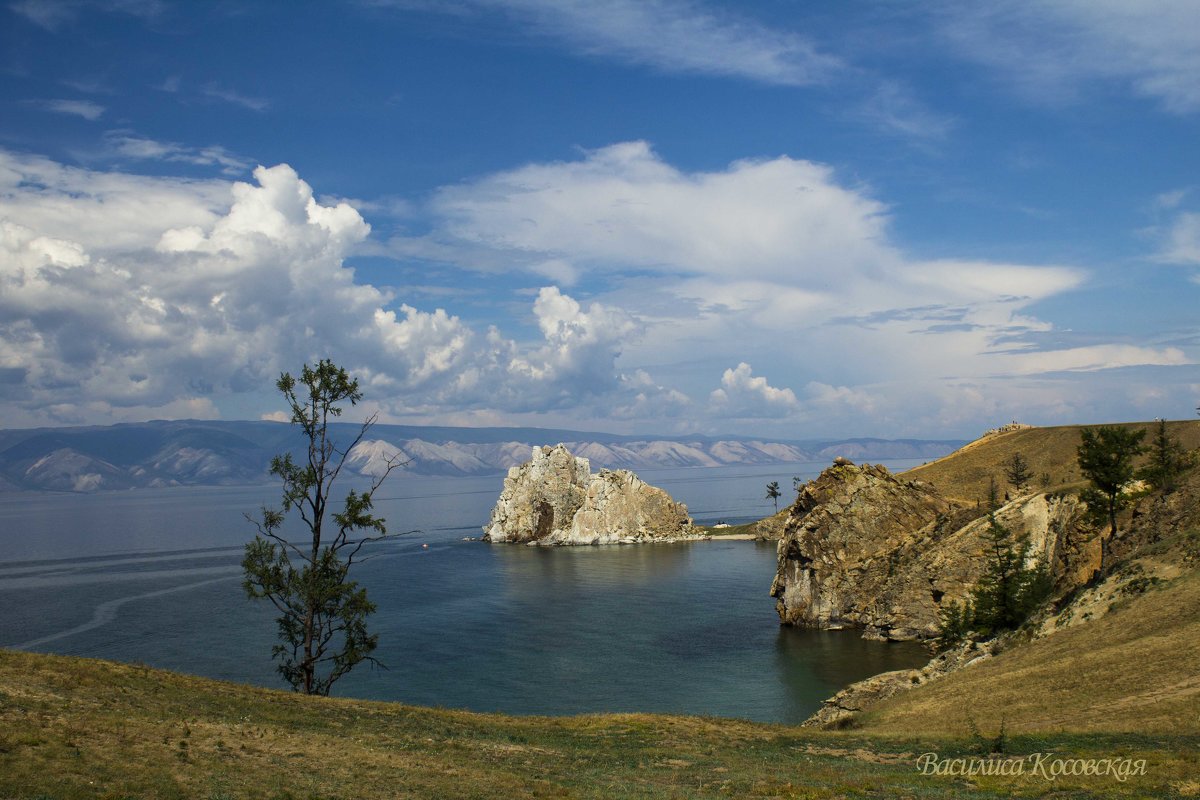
[1,649,1196,799]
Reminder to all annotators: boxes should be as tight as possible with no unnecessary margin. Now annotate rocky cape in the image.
[800,469,1200,729]
[769,422,1200,730]
[483,444,699,545]
[771,460,1103,642]
[775,458,1106,729]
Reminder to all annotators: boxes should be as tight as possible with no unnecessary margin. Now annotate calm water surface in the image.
[0,460,930,723]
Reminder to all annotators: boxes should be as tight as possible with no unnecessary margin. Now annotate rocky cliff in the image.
[770,461,1101,641]
[483,444,697,545]
[801,466,1200,729]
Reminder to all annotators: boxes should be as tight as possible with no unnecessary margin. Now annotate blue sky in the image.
[1,1,1198,439]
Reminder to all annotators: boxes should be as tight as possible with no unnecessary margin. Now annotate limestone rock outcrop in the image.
[483,444,697,545]
[770,461,1101,641]
[802,639,999,728]
[752,508,790,541]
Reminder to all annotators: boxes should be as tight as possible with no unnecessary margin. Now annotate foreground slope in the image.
[0,649,1195,799]
[856,565,1200,736]
[852,460,1200,737]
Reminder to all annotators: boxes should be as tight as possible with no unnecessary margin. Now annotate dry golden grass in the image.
[2,646,1196,798]
[904,419,1200,502]
[857,563,1200,737]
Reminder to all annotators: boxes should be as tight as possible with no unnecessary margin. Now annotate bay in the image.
[0,459,931,723]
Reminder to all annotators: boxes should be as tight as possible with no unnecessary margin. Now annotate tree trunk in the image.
[303,605,315,694]
[1101,496,1119,573]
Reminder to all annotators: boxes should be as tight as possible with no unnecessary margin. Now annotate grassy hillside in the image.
[856,557,1200,737]
[903,419,1200,502]
[1,649,1197,799]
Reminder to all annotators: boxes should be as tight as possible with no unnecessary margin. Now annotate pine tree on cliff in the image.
[986,475,1000,511]
[938,514,1051,648]
[1139,419,1187,491]
[971,515,1050,636]
[1076,425,1146,543]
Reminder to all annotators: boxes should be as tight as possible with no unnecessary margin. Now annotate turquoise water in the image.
[0,461,930,723]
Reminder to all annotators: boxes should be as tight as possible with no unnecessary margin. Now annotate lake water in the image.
[0,459,930,723]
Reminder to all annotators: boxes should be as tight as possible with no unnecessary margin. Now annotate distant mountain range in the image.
[0,420,966,493]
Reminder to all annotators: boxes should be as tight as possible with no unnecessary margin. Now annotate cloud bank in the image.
[0,145,1192,435]
[393,141,1192,431]
[0,152,648,426]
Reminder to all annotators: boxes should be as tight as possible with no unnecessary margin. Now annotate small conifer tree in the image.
[937,514,1052,649]
[1003,452,1032,490]
[766,481,782,512]
[1140,419,1187,491]
[1077,425,1146,544]
[243,359,404,695]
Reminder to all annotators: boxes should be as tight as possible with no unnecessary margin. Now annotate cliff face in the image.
[483,444,696,545]
[769,463,952,640]
[770,462,1101,641]
[482,445,591,544]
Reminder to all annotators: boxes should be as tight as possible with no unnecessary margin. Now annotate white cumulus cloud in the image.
[429,140,893,284]
[709,362,799,419]
[0,151,672,426]
[500,286,640,407]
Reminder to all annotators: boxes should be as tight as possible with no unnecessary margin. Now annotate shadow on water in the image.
[773,626,930,723]
[490,538,695,591]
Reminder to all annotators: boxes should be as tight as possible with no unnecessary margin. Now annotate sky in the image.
[1,0,1198,440]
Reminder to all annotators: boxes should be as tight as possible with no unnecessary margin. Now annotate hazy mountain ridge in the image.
[0,420,964,492]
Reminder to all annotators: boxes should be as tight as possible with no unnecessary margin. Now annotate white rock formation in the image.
[483,444,697,545]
